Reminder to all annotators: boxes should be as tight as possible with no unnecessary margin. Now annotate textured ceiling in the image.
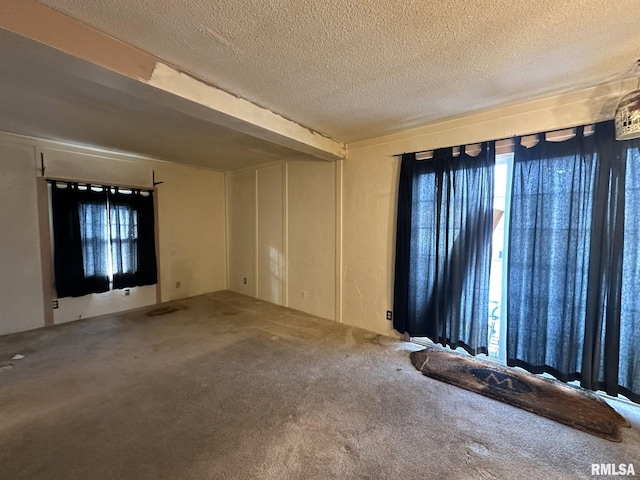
[0,29,303,171]
[35,0,640,143]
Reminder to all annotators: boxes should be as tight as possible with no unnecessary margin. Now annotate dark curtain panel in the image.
[109,189,157,289]
[619,138,640,402]
[508,121,640,403]
[393,153,415,336]
[583,123,626,396]
[51,183,110,297]
[393,144,495,355]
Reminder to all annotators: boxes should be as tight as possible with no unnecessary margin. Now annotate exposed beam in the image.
[0,0,346,162]
[147,63,346,161]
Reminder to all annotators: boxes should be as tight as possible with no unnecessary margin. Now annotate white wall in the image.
[341,82,632,336]
[226,159,338,321]
[0,139,46,335]
[0,132,227,334]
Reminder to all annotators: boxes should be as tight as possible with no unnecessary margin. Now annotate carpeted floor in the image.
[1,291,639,479]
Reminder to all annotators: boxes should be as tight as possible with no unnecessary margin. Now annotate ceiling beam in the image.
[0,0,346,162]
[146,63,346,161]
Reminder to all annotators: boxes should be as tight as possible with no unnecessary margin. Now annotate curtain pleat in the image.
[583,123,626,396]
[393,144,495,355]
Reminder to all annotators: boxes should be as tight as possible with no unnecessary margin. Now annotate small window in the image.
[50,182,157,298]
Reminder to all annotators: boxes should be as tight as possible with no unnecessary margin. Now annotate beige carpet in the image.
[1,291,639,479]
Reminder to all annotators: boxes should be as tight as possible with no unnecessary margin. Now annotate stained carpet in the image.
[0,291,639,479]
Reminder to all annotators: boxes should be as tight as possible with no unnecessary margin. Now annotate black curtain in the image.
[393,144,495,355]
[109,189,158,289]
[51,183,110,297]
[508,120,640,403]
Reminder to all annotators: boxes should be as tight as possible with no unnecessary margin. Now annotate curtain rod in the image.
[45,176,155,192]
[391,123,597,158]
[392,137,511,158]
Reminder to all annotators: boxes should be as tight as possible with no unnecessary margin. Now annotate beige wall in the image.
[0,132,227,334]
[341,83,631,336]
[287,161,336,320]
[227,171,255,296]
[256,165,285,305]
[226,159,337,321]
[155,162,226,302]
[342,155,399,336]
[0,139,46,335]
[2,81,630,337]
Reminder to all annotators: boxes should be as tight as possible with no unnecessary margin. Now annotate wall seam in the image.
[335,159,343,323]
[224,173,231,291]
[35,161,54,327]
[283,163,289,307]
[253,170,259,298]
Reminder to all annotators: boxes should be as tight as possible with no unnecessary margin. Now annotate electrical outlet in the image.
[52,299,59,309]
[175,281,181,288]
[243,277,247,285]
[386,310,393,321]
[301,290,307,299]
[124,289,130,296]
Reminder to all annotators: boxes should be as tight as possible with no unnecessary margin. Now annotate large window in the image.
[396,120,640,403]
[50,182,157,298]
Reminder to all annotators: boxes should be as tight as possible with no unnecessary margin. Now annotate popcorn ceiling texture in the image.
[36,0,640,142]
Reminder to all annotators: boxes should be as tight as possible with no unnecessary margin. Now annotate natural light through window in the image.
[487,153,512,361]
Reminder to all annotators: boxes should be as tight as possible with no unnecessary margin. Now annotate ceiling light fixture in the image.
[615,59,640,141]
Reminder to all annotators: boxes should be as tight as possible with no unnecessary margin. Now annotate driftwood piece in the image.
[410,346,630,442]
